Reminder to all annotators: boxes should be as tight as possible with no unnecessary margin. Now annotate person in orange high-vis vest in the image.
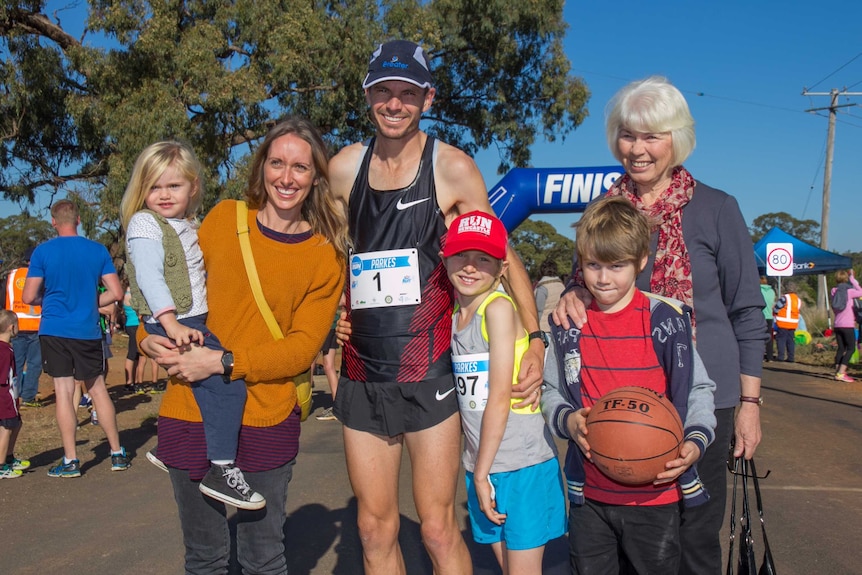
[774,286,802,362]
[4,259,43,405]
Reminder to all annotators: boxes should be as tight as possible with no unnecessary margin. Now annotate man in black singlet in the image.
[329,40,546,575]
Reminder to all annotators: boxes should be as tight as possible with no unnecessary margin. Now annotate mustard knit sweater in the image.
[158,200,345,427]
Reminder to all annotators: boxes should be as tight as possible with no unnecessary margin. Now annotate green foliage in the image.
[1,0,589,242]
[509,218,574,281]
[0,211,54,276]
[749,212,820,245]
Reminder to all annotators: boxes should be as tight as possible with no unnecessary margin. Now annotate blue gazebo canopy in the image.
[753,227,851,276]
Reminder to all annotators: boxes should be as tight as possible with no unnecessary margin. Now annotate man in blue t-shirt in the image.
[23,199,130,477]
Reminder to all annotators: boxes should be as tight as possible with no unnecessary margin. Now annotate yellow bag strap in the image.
[236,201,283,341]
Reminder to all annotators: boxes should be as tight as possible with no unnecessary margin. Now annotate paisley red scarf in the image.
[606,166,696,329]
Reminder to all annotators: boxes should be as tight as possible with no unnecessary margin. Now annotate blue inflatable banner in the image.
[488,166,623,231]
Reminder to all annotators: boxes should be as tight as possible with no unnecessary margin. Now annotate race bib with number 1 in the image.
[350,248,422,310]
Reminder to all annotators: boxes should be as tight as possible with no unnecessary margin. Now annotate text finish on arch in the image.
[488,166,623,230]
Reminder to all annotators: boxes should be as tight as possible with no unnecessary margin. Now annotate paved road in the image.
[2,363,860,574]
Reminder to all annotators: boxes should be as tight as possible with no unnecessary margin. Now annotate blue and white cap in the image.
[362,40,433,90]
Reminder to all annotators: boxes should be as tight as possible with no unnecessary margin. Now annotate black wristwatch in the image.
[528,330,549,348]
[221,351,234,382]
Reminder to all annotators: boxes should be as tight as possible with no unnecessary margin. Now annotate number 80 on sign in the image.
[766,242,793,277]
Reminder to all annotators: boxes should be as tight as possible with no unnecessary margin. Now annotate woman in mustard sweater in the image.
[141,117,347,575]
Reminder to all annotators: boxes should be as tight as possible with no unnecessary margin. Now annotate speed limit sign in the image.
[766,242,793,276]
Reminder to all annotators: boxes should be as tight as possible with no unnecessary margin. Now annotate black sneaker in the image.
[198,463,266,510]
[111,447,131,471]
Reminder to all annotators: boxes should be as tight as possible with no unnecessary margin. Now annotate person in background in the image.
[534,259,565,337]
[760,276,776,362]
[830,269,862,382]
[554,76,765,575]
[122,280,145,394]
[4,248,43,408]
[0,309,30,478]
[774,283,802,363]
[140,117,346,575]
[315,292,345,422]
[23,199,129,477]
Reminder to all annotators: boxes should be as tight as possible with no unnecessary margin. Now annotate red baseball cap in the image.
[443,211,508,259]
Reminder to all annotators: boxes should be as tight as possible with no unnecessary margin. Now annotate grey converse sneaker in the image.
[146,450,169,473]
[198,463,265,510]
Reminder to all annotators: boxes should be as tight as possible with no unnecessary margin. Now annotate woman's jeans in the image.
[169,459,295,575]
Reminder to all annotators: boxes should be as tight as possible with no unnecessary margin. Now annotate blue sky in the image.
[475,0,862,253]
[4,1,862,253]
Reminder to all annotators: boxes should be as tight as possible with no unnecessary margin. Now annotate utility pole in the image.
[802,88,861,312]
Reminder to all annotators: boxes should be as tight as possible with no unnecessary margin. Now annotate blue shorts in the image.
[466,457,567,550]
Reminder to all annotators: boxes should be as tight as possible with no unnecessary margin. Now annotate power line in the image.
[801,88,862,311]
[804,51,862,91]
[570,68,807,115]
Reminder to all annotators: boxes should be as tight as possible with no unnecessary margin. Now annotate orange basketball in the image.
[585,386,684,485]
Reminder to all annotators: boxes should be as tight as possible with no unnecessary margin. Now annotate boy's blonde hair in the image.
[0,309,18,333]
[575,196,651,265]
[120,140,204,230]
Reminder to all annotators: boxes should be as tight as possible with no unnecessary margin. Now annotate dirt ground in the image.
[15,333,168,458]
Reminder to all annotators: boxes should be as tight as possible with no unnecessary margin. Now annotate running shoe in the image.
[21,399,43,408]
[199,463,266,510]
[146,450,169,473]
[149,380,167,394]
[835,373,855,382]
[48,459,81,478]
[315,407,337,421]
[6,457,30,471]
[78,395,93,409]
[111,447,131,471]
[0,464,23,479]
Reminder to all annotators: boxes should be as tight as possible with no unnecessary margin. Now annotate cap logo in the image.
[383,56,409,70]
[457,215,493,237]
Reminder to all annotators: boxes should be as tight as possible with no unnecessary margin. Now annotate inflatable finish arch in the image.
[488,166,624,231]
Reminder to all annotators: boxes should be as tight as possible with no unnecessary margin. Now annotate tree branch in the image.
[1,9,81,51]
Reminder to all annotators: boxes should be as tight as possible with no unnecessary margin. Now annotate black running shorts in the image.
[334,374,458,437]
[39,335,105,380]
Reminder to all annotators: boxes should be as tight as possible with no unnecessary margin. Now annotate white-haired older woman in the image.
[553,76,767,575]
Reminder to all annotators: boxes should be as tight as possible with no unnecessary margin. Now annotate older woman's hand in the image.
[552,286,592,329]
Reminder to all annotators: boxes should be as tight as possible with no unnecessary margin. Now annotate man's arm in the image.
[22,277,43,306]
[434,143,543,405]
[329,142,365,204]
[99,273,123,307]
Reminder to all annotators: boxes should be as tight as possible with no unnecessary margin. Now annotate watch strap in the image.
[528,330,549,348]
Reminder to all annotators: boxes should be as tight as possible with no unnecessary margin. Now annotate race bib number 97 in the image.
[350,249,421,310]
[452,352,490,412]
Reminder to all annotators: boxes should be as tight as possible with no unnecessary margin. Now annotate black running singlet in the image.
[343,136,453,383]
